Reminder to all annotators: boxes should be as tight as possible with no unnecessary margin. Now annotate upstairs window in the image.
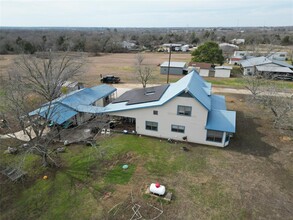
[153,110,158,115]
[177,105,192,116]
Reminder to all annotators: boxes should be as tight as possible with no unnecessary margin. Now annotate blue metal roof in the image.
[206,110,236,133]
[38,103,77,125]
[103,70,212,113]
[185,71,212,109]
[54,84,116,108]
[29,84,116,124]
[211,95,226,110]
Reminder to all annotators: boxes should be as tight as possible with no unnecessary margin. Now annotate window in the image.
[153,110,158,115]
[171,125,185,133]
[206,130,223,143]
[145,121,158,131]
[177,105,192,116]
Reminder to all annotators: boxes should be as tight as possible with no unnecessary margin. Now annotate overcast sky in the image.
[0,0,292,27]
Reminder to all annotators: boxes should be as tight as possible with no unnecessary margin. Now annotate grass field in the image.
[1,93,292,220]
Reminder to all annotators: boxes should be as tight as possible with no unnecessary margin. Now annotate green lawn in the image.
[206,77,293,89]
[1,129,292,219]
[0,136,227,219]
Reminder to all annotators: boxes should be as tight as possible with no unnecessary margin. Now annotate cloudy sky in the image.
[0,0,292,27]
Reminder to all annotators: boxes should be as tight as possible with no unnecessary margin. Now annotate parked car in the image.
[100,75,121,84]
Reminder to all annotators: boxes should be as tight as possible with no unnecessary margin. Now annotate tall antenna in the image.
[167,44,172,84]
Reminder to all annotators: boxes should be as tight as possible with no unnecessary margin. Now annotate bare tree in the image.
[244,76,293,129]
[244,74,266,98]
[134,53,154,88]
[1,51,84,167]
[257,82,293,128]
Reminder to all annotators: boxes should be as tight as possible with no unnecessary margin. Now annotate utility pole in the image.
[167,44,172,84]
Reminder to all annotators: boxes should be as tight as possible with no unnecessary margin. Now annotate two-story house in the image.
[103,71,236,147]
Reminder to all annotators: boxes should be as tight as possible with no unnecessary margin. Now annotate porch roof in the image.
[206,110,236,133]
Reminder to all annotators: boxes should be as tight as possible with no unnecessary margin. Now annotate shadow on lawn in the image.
[227,111,278,157]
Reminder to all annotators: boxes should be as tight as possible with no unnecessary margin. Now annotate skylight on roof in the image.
[145,91,155,96]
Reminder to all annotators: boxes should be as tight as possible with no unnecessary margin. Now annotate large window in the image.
[177,105,192,116]
[171,125,185,133]
[206,130,223,143]
[145,121,158,131]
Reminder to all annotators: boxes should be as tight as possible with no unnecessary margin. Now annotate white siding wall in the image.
[108,96,227,147]
[215,69,231,78]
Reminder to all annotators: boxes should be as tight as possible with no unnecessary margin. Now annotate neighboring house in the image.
[233,51,251,57]
[160,62,188,75]
[30,85,116,126]
[229,57,242,65]
[240,56,293,77]
[102,71,236,147]
[256,66,293,79]
[231,39,245,45]
[162,44,183,52]
[215,66,233,78]
[229,51,252,65]
[122,41,136,50]
[181,45,190,52]
[267,52,288,61]
[188,62,213,77]
[219,43,239,56]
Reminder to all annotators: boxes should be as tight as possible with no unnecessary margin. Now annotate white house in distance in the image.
[215,66,233,78]
[160,61,188,75]
[122,41,136,50]
[267,52,288,61]
[229,51,252,65]
[102,71,236,147]
[231,39,245,45]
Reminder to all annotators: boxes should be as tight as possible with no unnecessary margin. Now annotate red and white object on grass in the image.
[150,182,166,195]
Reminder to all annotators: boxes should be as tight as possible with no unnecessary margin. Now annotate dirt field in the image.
[83,52,191,86]
[0,53,191,86]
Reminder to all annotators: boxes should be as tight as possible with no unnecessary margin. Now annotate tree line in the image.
[0,27,292,54]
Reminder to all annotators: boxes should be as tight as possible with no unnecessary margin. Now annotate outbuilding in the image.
[189,62,213,77]
[215,66,233,78]
[29,84,117,127]
[160,62,187,75]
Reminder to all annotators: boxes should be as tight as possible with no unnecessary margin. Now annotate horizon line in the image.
[1,25,293,29]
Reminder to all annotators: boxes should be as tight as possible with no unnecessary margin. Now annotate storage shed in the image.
[160,62,187,75]
[215,66,233,78]
[189,62,213,77]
